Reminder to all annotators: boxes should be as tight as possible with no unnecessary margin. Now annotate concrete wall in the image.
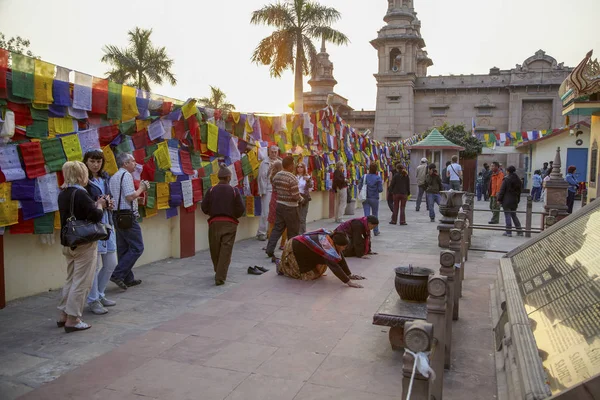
[588,115,600,201]
[5,191,339,302]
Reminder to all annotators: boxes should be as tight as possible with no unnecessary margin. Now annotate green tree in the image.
[250,0,349,113]
[101,27,176,91]
[0,32,36,57]
[198,86,236,111]
[424,123,483,159]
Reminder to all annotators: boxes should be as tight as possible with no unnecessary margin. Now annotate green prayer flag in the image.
[115,139,132,154]
[190,152,202,170]
[138,206,147,218]
[200,123,208,143]
[145,143,158,158]
[41,138,67,172]
[119,119,136,135]
[30,107,49,121]
[241,196,247,217]
[11,53,34,100]
[146,183,156,209]
[26,120,48,138]
[241,155,252,176]
[34,213,55,234]
[204,162,213,177]
[202,176,212,193]
[107,81,122,120]
[154,168,166,182]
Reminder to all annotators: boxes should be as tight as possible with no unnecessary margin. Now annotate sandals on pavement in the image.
[64,321,92,333]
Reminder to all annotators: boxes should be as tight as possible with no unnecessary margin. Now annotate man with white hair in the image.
[415,157,429,212]
[109,153,148,290]
[256,145,281,241]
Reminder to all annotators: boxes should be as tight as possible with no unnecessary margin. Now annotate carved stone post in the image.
[437,191,465,248]
[463,194,475,244]
[427,275,448,400]
[449,228,462,320]
[439,250,456,369]
[525,195,533,238]
[402,320,434,400]
[543,147,569,224]
[545,209,559,229]
[457,210,469,262]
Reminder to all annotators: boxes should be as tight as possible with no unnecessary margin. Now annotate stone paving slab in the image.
[0,197,556,399]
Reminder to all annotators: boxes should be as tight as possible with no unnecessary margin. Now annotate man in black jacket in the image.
[497,165,523,237]
[481,163,492,201]
[201,164,246,285]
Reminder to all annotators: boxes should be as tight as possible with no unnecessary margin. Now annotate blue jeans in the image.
[112,219,144,283]
[531,186,542,201]
[362,198,380,234]
[476,183,482,201]
[87,251,118,304]
[503,207,522,235]
[427,193,441,220]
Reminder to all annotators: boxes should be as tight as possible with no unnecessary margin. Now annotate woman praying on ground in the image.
[296,162,313,234]
[267,160,287,250]
[57,161,106,332]
[334,216,379,259]
[83,150,118,315]
[277,230,365,287]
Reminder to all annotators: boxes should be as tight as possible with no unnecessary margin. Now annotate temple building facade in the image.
[304,0,575,144]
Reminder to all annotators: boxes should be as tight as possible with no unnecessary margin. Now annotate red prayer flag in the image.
[0,48,8,97]
[192,177,203,202]
[133,148,146,164]
[92,78,108,115]
[234,160,243,182]
[98,125,119,146]
[179,150,194,175]
[132,128,149,149]
[173,120,186,141]
[9,210,34,234]
[141,156,156,181]
[19,142,46,179]
[161,102,172,115]
[7,101,34,126]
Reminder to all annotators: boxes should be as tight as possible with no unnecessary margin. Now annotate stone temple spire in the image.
[308,38,337,94]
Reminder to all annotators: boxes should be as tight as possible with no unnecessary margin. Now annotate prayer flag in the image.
[49,116,76,135]
[0,183,19,227]
[0,145,26,181]
[98,125,119,146]
[155,141,171,170]
[33,212,55,234]
[107,81,122,120]
[207,123,218,152]
[53,66,71,107]
[148,119,165,141]
[121,85,139,121]
[33,60,54,104]
[36,173,59,213]
[245,196,255,217]
[181,99,197,119]
[78,128,101,154]
[11,53,34,100]
[61,134,83,161]
[0,48,8,95]
[181,179,194,208]
[73,72,92,111]
[102,145,118,175]
[91,77,108,114]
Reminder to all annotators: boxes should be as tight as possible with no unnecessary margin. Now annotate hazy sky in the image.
[1,0,598,114]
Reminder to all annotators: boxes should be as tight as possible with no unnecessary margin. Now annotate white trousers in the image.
[257,190,272,236]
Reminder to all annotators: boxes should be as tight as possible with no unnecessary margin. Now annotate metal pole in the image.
[525,195,533,238]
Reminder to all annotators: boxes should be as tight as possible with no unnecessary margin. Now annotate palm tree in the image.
[198,86,236,111]
[101,27,176,91]
[250,0,349,113]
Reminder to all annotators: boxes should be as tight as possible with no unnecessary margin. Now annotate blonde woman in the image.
[57,161,106,332]
[296,162,313,234]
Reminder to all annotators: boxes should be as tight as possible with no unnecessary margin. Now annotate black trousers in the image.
[266,203,300,256]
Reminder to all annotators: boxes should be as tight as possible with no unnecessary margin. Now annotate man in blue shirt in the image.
[565,165,579,214]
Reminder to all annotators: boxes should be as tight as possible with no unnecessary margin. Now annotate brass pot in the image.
[394,266,434,302]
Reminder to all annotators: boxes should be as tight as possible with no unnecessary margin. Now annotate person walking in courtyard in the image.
[565,165,579,214]
[296,161,313,234]
[266,156,302,259]
[497,166,523,237]
[541,162,549,178]
[541,167,552,202]
[441,160,451,190]
[424,167,443,222]
[359,163,383,236]
[201,164,245,286]
[334,216,379,258]
[266,161,287,250]
[257,145,280,241]
[531,170,543,202]
[276,230,365,288]
[482,163,492,201]
[83,150,117,315]
[446,155,463,190]
[110,153,148,290]
[415,157,428,211]
[333,161,348,223]
[488,161,504,224]
[476,172,484,201]
[57,161,106,333]
[389,164,410,225]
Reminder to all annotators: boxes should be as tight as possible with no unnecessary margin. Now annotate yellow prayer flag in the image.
[50,117,75,135]
[210,173,219,187]
[155,142,172,170]
[121,85,139,121]
[211,159,219,173]
[145,206,158,218]
[156,182,170,210]
[34,60,54,105]
[165,171,177,183]
[245,196,255,217]
[207,123,218,153]
[0,183,19,227]
[102,145,118,175]
[54,211,61,230]
[136,119,151,132]
[248,149,259,171]
[61,134,83,161]
[181,99,197,119]
[245,118,254,134]
[231,112,240,124]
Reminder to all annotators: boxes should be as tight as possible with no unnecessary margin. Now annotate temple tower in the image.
[371,0,433,140]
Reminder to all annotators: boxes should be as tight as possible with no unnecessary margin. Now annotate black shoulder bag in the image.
[61,189,110,247]
[113,172,135,230]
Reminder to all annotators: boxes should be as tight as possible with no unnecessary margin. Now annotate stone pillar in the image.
[439,250,456,369]
[437,191,465,248]
[544,147,569,223]
[427,275,448,400]
[449,228,462,321]
[525,196,533,238]
[402,320,434,400]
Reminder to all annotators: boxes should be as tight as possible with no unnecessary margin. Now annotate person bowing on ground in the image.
[334,216,379,259]
[277,230,365,287]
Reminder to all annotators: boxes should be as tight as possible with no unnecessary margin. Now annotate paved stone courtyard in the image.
[0,198,559,399]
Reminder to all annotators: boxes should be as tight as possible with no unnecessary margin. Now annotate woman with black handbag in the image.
[57,161,107,333]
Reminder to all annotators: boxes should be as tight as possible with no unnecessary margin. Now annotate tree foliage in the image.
[0,32,38,67]
[198,86,235,111]
[250,0,349,113]
[101,27,176,91]
[423,123,483,159]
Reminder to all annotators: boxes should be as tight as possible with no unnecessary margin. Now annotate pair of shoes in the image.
[215,280,225,286]
[266,252,274,259]
[374,232,380,236]
[430,218,435,222]
[125,279,142,287]
[415,208,420,212]
[64,321,92,333]
[100,298,116,307]
[89,300,108,315]
[400,223,408,226]
[516,232,524,237]
[488,221,499,225]
[56,320,66,328]
[248,266,264,275]
[502,232,512,237]
[256,234,267,241]
[389,221,396,225]
[110,277,127,290]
